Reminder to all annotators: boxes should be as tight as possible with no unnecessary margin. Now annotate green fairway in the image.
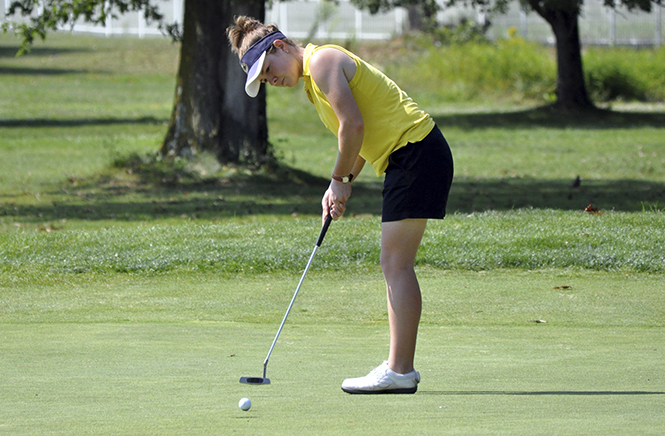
[2,323,663,435]
[1,271,663,435]
[1,32,664,435]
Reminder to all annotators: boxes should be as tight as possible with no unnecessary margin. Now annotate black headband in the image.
[239,31,286,73]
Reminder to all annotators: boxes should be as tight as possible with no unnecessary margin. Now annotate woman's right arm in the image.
[310,48,364,220]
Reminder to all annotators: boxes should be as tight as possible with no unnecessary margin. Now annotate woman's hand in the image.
[322,179,352,222]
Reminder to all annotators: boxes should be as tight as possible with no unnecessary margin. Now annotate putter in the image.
[240,213,333,385]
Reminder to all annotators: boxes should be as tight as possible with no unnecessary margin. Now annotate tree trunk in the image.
[407,5,424,31]
[529,1,594,110]
[161,0,269,164]
[406,2,438,32]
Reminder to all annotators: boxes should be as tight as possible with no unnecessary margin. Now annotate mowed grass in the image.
[1,33,664,435]
[2,272,663,435]
[2,323,663,435]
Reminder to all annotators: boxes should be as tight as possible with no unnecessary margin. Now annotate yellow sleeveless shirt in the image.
[302,44,435,176]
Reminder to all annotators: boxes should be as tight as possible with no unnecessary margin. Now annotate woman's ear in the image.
[273,40,287,52]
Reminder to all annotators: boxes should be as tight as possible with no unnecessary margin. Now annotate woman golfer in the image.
[227,16,453,394]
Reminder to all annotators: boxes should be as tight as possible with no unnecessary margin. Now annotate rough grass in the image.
[2,211,664,284]
[356,35,665,107]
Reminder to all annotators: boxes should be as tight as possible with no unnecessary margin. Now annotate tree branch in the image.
[2,0,173,55]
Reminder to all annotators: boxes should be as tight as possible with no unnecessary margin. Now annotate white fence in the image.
[266,0,405,40]
[484,1,663,47]
[1,0,663,46]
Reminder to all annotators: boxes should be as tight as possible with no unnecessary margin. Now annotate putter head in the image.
[239,376,271,385]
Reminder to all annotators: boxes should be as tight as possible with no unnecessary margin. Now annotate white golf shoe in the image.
[341,361,420,394]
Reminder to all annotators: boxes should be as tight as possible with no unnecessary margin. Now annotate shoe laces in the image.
[369,362,391,377]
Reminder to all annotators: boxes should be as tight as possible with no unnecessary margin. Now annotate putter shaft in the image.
[241,214,332,384]
[263,244,320,371]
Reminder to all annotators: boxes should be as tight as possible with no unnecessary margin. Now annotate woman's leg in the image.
[381,218,428,374]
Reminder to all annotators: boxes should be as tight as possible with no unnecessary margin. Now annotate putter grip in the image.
[316,213,333,247]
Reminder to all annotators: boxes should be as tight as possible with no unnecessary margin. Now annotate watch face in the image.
[332,174,351,183]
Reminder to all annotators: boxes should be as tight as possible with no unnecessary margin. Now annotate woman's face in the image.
[258,43,301,89]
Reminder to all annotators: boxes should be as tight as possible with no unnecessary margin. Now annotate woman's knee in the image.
[380,251,415,280]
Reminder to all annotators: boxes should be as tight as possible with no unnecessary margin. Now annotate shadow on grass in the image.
[0,66,96,75]
[0,45,93,58]
[2,168,663,225]
[433,106,665,129]
[1,165,340,223]
[421,390,665,396]
[3,106,662,130]
[0,117,166,128]
[448,177,664,212]
[0,46,101,75]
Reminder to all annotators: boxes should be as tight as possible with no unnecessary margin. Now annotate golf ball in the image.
[238,397,251,411]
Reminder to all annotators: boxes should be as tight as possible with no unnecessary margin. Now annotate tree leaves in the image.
[3,0,169,55]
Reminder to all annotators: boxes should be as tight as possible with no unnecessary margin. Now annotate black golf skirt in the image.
[381,125,454,223]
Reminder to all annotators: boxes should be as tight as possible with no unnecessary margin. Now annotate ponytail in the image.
[226,15,299,59]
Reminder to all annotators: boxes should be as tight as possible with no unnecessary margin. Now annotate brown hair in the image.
[226,15,299,59]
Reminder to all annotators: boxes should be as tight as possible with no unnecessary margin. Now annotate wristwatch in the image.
[331,173,354,184]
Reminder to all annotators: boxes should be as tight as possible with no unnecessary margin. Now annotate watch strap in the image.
[331,173,354,183]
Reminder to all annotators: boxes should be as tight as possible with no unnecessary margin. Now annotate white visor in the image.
[245,50,266,98]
